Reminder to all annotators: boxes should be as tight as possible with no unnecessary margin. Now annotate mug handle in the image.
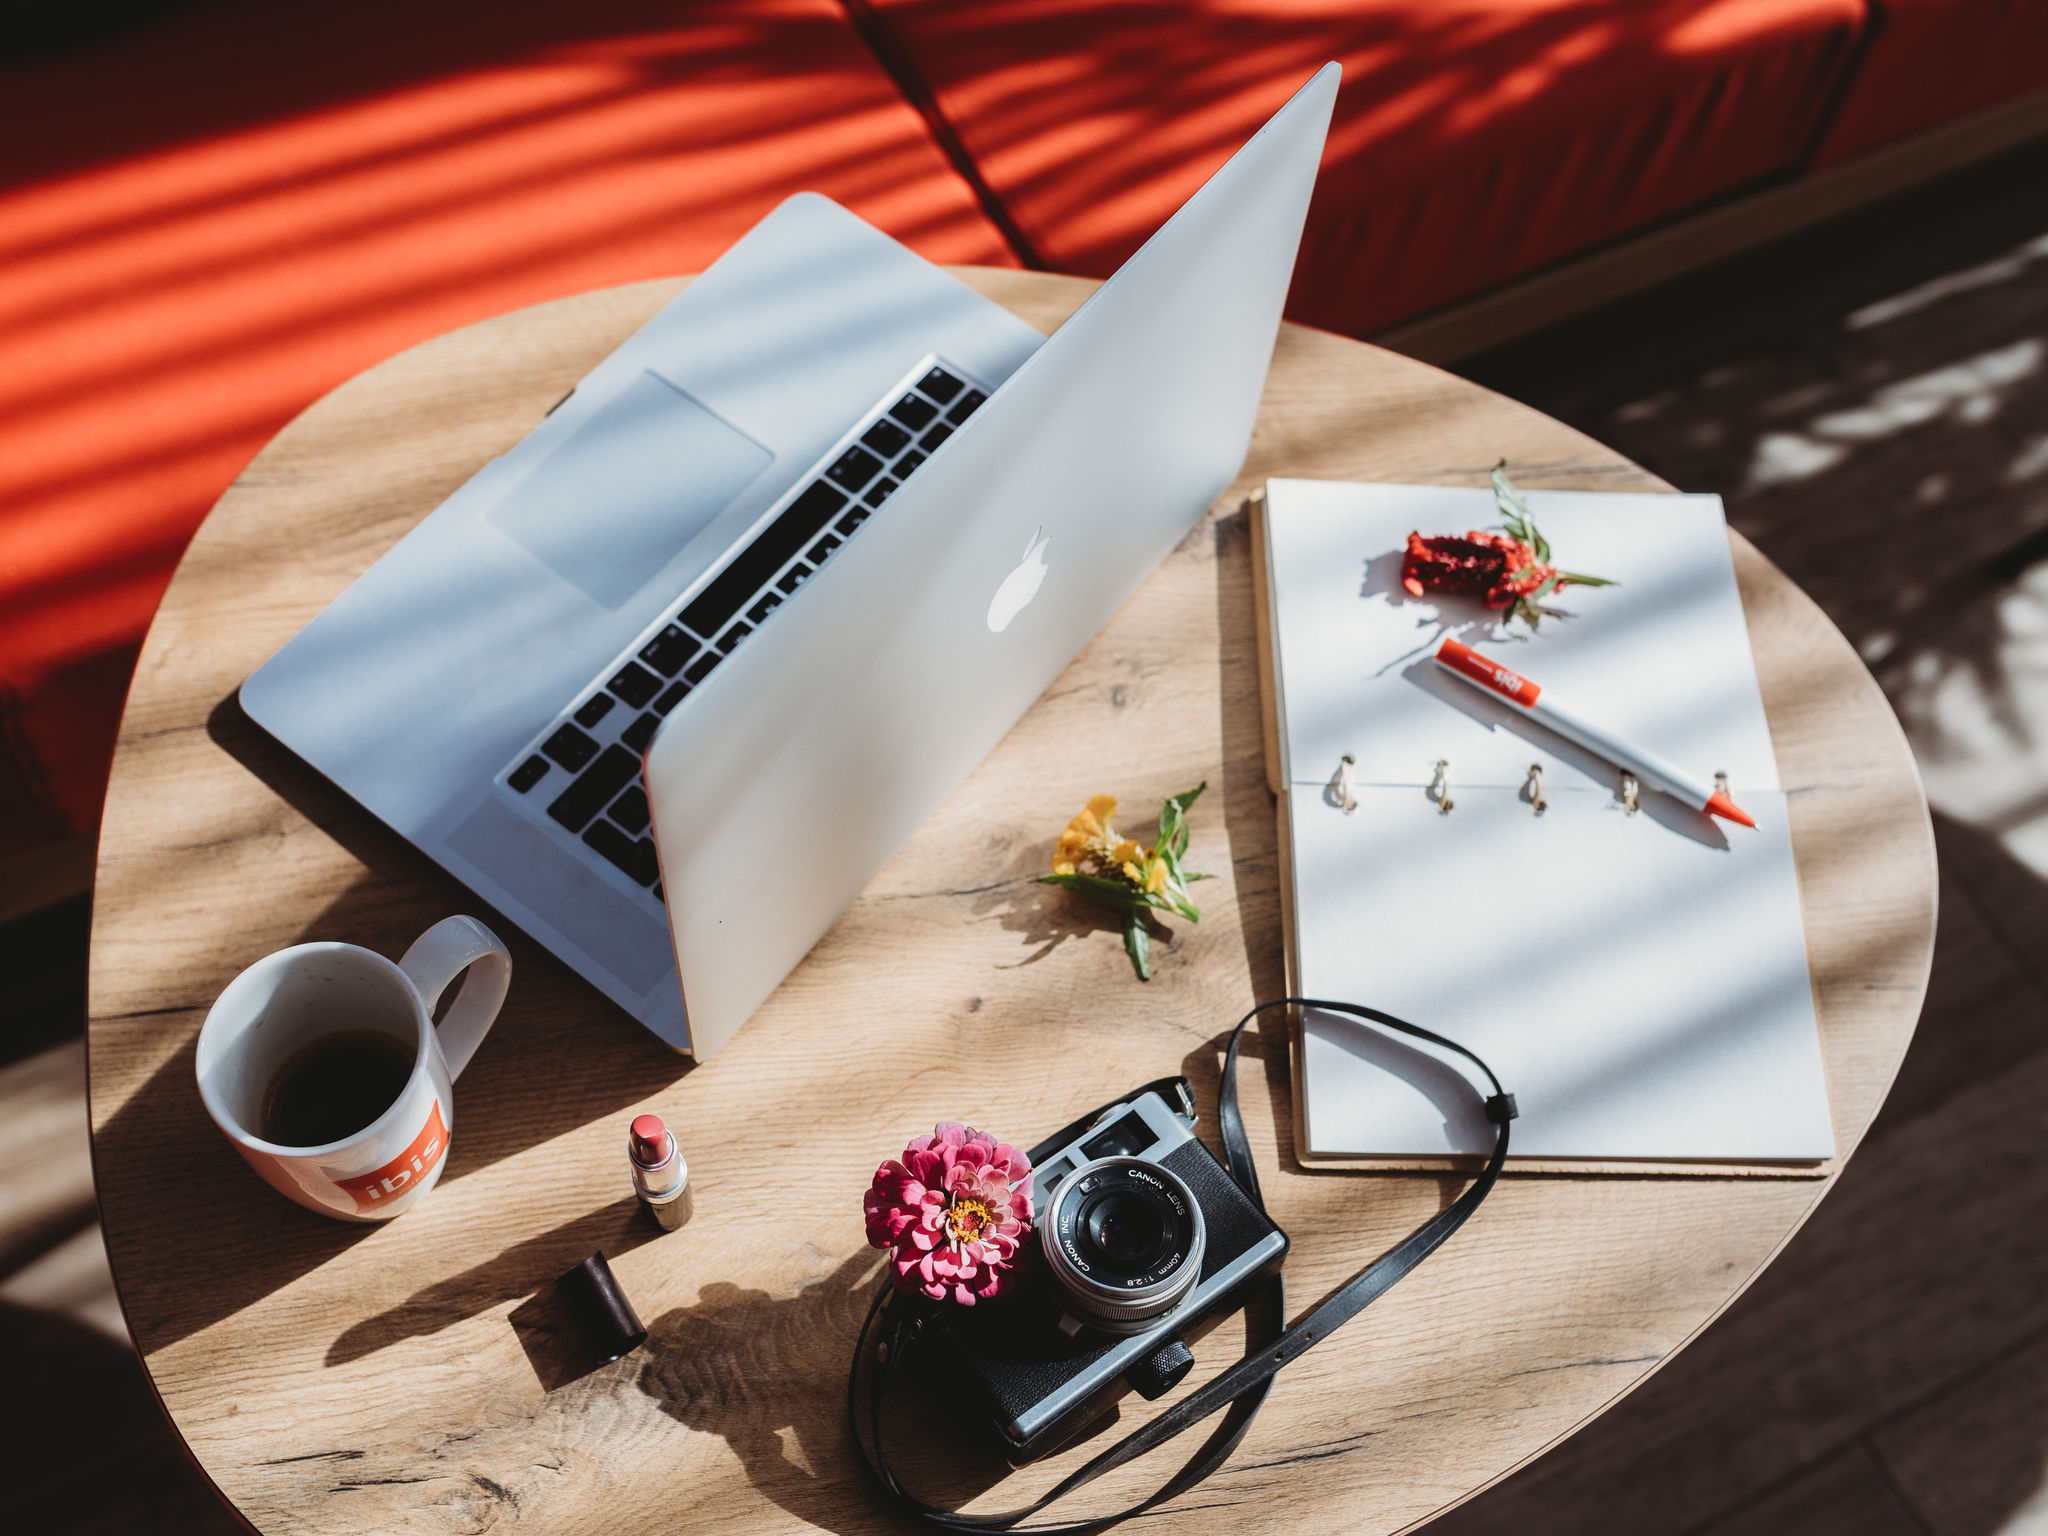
[399,916,512,1081]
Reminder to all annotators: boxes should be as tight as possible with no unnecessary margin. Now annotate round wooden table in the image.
[87,270,1935,1535]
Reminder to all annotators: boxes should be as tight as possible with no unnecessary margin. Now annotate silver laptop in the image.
[243,63,1338,1058]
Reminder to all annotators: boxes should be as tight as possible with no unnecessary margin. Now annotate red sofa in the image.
[3,0,2043,895]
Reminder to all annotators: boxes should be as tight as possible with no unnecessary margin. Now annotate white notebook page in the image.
[1265,478,1834,1163]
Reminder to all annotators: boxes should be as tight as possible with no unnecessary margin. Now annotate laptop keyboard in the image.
[495,358,989,906]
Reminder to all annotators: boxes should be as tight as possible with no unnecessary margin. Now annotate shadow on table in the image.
[1179,1013,1297,1170]
[331,1194,657,1368]
[968,866,1145,970]
[637,1248,1014,1536]
[91,1028,390,1347]
[1208,503,1290,1014]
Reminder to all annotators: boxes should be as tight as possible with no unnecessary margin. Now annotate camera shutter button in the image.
[1127,1336,1195,1400]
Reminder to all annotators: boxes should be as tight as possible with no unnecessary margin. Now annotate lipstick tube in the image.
[629,1114,693,1232]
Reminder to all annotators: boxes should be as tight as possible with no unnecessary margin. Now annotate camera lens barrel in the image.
[1039,1156,1206,1335]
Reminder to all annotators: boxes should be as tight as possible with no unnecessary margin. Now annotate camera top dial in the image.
[1039,1155,1206,1334]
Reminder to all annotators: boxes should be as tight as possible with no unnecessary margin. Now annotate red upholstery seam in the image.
[1795,0,1889,170]
[836,0,1047,270]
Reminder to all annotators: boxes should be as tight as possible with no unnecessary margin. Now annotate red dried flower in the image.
[1398,462,1616,630]
[1400,530,1551,608]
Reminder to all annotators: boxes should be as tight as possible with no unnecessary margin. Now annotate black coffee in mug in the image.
[260,1029,416,1148]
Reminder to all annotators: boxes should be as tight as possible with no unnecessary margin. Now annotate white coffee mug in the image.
[195,916,512,1221]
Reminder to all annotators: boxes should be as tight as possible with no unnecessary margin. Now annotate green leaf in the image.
[1491,460,1530,531]
[1529,572,1561,603]
[1039,872,1141,912]
[1557,570,1618,588]
[1123,909,1152,980]
[1156,782,1205,851]
[1493,461,1555,563]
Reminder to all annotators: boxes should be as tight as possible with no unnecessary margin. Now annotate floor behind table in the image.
[4,137,2047,1536]
[1440,135,2048,1536]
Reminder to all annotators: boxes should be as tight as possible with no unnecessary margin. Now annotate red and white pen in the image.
[1433,637,1755,827]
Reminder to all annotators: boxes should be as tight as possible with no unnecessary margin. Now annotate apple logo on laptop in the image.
[987,528,1051,633]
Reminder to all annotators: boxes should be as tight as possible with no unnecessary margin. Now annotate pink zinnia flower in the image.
[863,1123,1033,1305]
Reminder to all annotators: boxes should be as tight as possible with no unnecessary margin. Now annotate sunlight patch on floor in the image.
[1747,337,2044,487]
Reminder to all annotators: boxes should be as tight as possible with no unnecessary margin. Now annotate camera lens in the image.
[1085,1191,1166,1267]
[1039,1156,1205,1335]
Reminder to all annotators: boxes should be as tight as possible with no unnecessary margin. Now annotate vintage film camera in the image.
[932,1085,1288,1461]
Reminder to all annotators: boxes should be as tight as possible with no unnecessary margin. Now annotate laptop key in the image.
[896,450,926,479]
[861,419,911,457]
[836,507,870,536]
[547,744,637,830]
[717,622,752,654]
[681,480,845,639]
[683,651,721,686]
[861,478,896,509]
[541,723,599,771]
[608,661,661,708]
[826,445,884,492]
[638,625,700,677]
[921,422,954,452]
[947,388,986,423]
[621,712,659,753]
[609,785,650,833]
[573,695,614,729]
[888,393,938,431]
[808,532,841,564]
[776,563,812,595]
[653,680,690,716]
[583,818,658,887]
[918,366,965,404]
[747,591,782,625]
[509,755,551,793]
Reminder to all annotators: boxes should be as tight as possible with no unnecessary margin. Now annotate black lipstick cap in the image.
[556,1251,648,1363]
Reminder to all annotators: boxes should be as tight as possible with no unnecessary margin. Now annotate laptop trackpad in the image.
[487,370,773,611]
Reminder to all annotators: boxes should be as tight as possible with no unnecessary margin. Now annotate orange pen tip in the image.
[1705,791,1756,828]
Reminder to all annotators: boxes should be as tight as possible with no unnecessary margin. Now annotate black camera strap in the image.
[849,997,1517,1534]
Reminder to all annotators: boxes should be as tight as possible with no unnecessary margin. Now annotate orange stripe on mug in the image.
[1436,637,1539,706]
[338,1101,447,1214]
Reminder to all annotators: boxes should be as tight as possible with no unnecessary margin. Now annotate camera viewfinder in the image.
[1080,1112,1158,1161]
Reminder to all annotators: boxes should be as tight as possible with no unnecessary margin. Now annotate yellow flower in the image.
[1051,794,1175,898]
[1040,782,1210,982]
[1053,794,1121,876]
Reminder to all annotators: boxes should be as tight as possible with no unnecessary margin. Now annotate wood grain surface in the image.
[86,269,1935,1535]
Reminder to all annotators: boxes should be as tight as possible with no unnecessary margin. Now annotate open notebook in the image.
[1253,478,1835,1175]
